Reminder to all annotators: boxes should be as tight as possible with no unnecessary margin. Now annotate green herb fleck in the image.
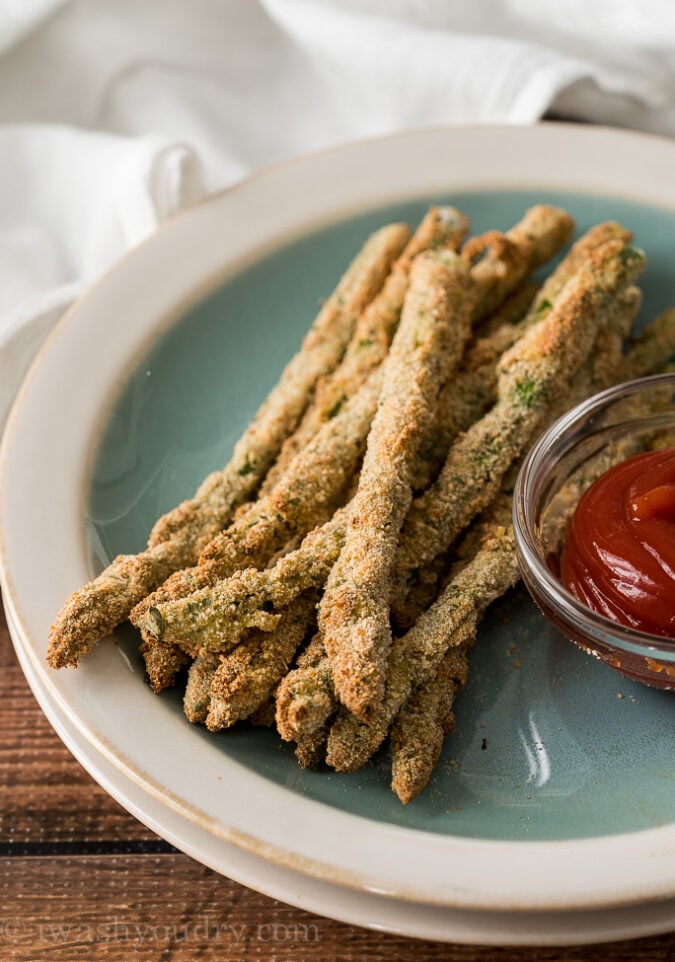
[619,246,642,266]
[536,298,553,316]
[238,454,256,477]
[476,440,503,466]
[327,396,346,419]
[514,376,539,409]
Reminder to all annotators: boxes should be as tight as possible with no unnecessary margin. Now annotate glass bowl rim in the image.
[513,371,675,659]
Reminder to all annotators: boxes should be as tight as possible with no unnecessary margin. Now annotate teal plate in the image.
[88,189,675,843]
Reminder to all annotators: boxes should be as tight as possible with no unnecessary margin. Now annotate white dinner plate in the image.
[1,125,674,927]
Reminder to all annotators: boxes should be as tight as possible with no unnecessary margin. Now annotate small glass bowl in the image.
[513,372,675,691]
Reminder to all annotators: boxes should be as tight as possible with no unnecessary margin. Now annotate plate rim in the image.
[8,608,675,947]
[2,122,675,913]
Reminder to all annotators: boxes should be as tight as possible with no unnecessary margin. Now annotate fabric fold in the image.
[1,0,674,433]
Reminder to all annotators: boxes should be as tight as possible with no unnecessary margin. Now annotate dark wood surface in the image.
[1,605,673,962]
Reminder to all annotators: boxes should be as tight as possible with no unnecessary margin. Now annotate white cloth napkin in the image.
[2,0,675,432]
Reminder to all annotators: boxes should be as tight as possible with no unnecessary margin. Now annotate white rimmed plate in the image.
[1,125,675,927]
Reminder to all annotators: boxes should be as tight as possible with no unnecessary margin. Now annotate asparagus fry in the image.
[249,698,277,728]
[48,224,408,669]
[140,639,189,694]
[473,281,539,337]
[275,634,334,744]
[556,285,641,410]
[390,620,473,804]
[393,238,646,611]
[201,363,380,560]
[261,207,469,494]
[183,652,220,723]
[320,250,476,720]
[205,594,316,731]
[467,205,573,319]
[275,635,332,766]
[618,306,675,380]
[412,323,532,494]
[295,728,329,769]
[136,509,347,651]
[532,221,631,308]
[326,505,520,772]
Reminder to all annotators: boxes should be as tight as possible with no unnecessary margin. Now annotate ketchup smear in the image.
[560,447,675,638]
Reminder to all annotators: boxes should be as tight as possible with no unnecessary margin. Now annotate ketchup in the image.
[560,447,675,638]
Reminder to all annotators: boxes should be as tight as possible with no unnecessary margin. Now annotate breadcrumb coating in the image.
[467,205,573,319]
[138,510,346,651]
[390,620,473,804]
[326,505,520,772]
[319,250,476,720]
[275,634,333,743]
[205,594,316,731]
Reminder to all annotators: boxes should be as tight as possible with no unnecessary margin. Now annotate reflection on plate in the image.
[1,125,675,928]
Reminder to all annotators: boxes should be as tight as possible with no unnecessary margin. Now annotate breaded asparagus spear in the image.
[326,501,519,772]
[473,281,539,337]
[467,205,573,319]
[275,633,333,743]
[390,620,473,804]
[413,329,530,493]
[275,636,332,765]
[48,224,407,669]
[136,509,347,651]
[140,638,189,693]
[295,728,329,769]
[249,698,277,728]
[193,360,382,569]
[261,207,469,494]
[320,250,477,720]
[393,239,646,609]
[618,306,675,380]
[556,285,641,408]
[205,594,316,731]
[183,652,220,723]
[414,223,632,490]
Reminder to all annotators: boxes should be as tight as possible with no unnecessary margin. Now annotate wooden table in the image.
[1,606,673,962]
